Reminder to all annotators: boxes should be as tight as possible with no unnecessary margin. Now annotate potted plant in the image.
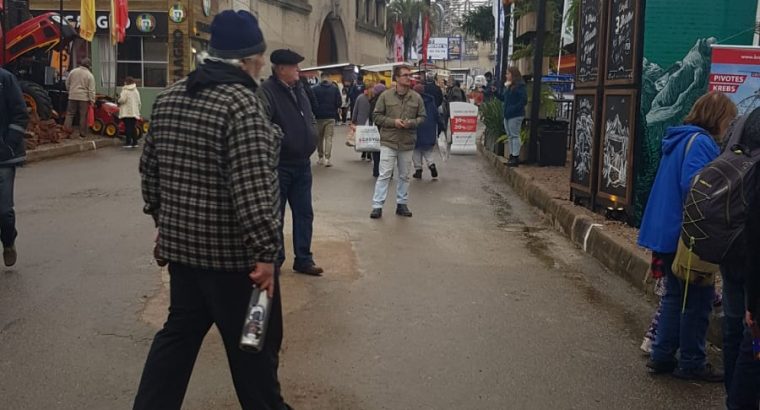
[478,99,506,155]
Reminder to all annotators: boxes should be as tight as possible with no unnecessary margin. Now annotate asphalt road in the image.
[0,128,724,409]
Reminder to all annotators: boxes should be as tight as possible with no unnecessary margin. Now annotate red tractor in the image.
[90,96,149,139]
[1,1,77,120]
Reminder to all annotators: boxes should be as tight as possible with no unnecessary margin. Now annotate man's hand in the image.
[394,119,406,129]
[249,262,275,297]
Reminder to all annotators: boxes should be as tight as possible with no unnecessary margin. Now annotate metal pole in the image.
[59,0,63,82]
[528,0,547,162]
[500,2,511,83]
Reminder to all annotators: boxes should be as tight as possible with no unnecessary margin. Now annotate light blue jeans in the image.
[504,117,524,157]
[372,145,413,208]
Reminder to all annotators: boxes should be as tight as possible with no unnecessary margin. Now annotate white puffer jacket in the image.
[118,84,142,118]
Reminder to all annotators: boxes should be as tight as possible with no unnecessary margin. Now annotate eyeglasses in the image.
[399,73,411,78]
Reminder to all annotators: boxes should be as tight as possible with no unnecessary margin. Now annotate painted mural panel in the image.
[633,0,757,225]
[571,91,598,191]
[599,91,636,203]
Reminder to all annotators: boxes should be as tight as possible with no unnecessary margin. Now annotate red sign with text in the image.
[450,116,477,133]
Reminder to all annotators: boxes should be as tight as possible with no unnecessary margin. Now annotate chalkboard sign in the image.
[576,0,604,87]
[605,0,640,85]
[598,90,637,204]
[570,91,598,192]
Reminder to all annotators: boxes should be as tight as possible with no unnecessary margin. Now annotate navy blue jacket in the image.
[0,68,29,166]
[638,125,720,253]
[258,77,317,166]
[312,82,342,120]
[497,82,527,120]
[416,93,441,149]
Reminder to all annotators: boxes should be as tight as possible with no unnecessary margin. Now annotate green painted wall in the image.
[644,0,756,68]
[633,0,757,225]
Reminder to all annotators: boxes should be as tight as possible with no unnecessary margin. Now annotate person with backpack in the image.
[637,91,737,382]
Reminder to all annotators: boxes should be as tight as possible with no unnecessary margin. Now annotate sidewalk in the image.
[478,142,723,346]
[26,136,121,163]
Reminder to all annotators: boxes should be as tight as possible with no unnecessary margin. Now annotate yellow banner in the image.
[80,0,96,42]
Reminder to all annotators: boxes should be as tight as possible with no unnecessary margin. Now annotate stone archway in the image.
[317,14,349,65]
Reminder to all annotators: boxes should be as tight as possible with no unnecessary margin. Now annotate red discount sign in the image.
[451,116,478,133]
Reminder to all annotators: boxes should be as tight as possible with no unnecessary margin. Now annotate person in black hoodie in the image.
[311,72,342,167]
[258,49,324,277]
[725,107,760,409]
[0,67,28,267]
[134,11,292,410]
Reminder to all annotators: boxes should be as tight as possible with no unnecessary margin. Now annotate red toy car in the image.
[90,97,149,138]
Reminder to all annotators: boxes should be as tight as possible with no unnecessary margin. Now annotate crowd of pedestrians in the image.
[4,5,760,409]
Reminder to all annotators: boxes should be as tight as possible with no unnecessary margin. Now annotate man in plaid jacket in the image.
[134,11,292,410]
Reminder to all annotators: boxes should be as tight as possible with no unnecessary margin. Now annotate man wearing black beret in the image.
[258,49,325,277]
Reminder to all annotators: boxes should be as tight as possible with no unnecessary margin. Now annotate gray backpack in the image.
[681,114,760,264]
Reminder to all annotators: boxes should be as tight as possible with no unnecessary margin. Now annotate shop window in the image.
[356,0,365,21]
[365,0,371,23]
[114,36,168,87]
[375,1,384,27]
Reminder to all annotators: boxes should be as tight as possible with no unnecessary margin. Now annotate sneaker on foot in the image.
[370,208,382,219]
[673,363,724,383]
[429,164,438,178]
[395,204,413,217]
[646,359,677,374]
[3,246,17,267]
[317,158,324,166]
[413,169,422,179]
[640,337,653,354]
[324,159,332,167]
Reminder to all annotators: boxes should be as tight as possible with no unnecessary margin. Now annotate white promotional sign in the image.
[449,102,478,155]
[428,37,449,60]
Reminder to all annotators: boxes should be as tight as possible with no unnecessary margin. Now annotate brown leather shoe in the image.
[294,265,324,276]
[3,246,17,267]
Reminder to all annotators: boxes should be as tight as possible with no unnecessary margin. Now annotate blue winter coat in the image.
[311,82,342,120]
[496,82,527,120]
[637,125,720,253]
[416,93,441,149]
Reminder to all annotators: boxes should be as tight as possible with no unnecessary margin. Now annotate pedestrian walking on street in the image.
[496,67,527,167]
[638,91,737,383]
[259,49,324,277]
[412,84,442,180]
[63,58,95,137]
[367,83,387,176]
[351,88,374,163]
[312,72,342,167]
[0,67,29,267]
[370,65,426,219]
[340,86,350,125]
[133,11,292,410]
[118,76,142,148]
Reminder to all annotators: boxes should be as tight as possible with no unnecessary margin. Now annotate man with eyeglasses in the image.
[370,65,426,219]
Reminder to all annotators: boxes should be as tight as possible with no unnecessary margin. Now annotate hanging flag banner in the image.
[709,45,760,115]
[427,37,448,60]
[79,0,96,41]
[449,102,479,155]
[110,0,129,44]
[394,21,405,62]
[410,15,422,61]
[422,15,430,62]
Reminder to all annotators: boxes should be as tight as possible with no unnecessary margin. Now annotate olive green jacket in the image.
[372,88,426,151]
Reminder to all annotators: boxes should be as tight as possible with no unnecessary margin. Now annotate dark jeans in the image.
[372,151,380,177]
[0,166,17,248]
[133,263,287,410]
[650,252,714,370]
[123,117,137,146]
[277,162,314,270]
[722,264,746,395]
[728,329,760,409]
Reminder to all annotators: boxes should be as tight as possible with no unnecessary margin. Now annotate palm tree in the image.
[385,0,438,60]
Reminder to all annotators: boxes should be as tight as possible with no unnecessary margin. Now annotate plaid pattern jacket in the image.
[140,78,282,271]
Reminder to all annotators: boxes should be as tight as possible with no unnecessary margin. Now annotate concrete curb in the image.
[477,143,723,346]
[26,138,121,163]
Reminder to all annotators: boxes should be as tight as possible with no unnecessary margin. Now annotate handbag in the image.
[671,237,718,287]
[354,122,381,152]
